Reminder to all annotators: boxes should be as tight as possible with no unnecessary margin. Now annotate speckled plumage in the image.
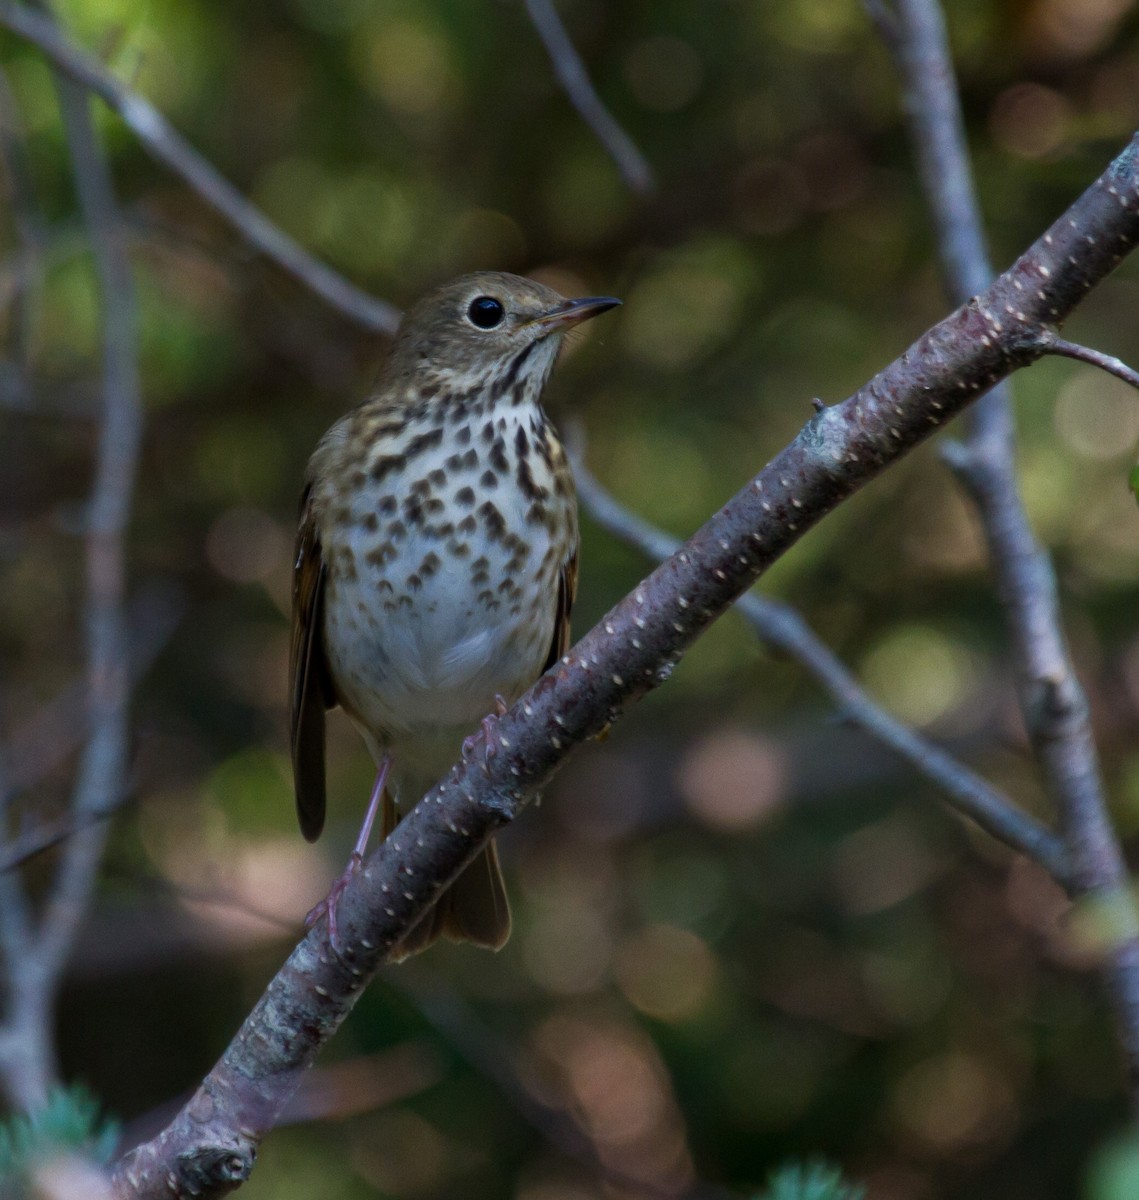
[290,272,618,956]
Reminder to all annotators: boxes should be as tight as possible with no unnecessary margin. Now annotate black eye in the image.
[468,296,505,329]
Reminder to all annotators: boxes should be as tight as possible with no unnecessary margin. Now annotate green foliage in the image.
[757,1160,865,1200]
[0,1085,119,1181]
[1086,1131,1139,1200]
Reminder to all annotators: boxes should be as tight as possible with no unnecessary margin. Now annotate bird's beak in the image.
[528,295,622,331]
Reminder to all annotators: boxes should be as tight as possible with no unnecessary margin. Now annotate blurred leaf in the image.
[1086,1130,1139,1200]
[756,1158,865,1200]
[0,1084,118,1181]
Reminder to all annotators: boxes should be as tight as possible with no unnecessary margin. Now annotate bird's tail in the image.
[383,796,511,961]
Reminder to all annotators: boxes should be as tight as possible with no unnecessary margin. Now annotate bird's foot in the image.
[461,696,509,768]
[305,851,363,954]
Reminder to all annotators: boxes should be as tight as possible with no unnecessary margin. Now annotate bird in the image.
[289,271,620,957]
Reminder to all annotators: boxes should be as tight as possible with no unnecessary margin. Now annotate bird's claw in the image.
[461,697,509,768]
[480,715,499,767]
[306,851,363,954]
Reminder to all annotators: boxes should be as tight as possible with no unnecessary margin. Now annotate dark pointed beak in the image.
[529,295,622,331]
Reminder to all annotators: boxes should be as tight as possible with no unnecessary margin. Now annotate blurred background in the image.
[3,0,1139,1197]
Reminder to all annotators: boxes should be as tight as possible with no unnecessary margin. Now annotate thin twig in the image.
[878,0,991,301]
[0,1,145,1114]
[0,0,401,335]
[572,454,1071,882]
[0,65,45,380]
[112,133,1139,1199]
[0,810,115,875]
[0,586,183,874]
[393,969,734,1200]
[1036,331,1139,390]
[523,0,654,195]
[862,0,901,51]
[36,42,141,992]
[0,583,182,807]
[0,222,88,411]
[0,760,36,1088]
[118,1045,443,1159]
[882,0,1139,1101]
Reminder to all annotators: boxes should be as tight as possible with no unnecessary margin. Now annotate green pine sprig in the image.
[756,1159,866,1200]
[0,1084,119,1181]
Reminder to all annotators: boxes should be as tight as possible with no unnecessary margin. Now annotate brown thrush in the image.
[290,271,620,956]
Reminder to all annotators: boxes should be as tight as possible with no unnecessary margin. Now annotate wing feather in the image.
[543,544,578,674]
[290,486,334,842]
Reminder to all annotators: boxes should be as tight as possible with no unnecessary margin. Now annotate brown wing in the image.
[543,544,579,674]
[290,485,335,842]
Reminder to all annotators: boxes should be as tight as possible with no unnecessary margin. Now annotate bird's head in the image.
[382,271,620,394]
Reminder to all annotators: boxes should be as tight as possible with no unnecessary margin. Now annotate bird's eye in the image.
[467,296,506,329]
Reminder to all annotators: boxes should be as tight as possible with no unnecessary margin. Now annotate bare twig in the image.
[523,0,654,195]
[393,969,734,1200]
[0,583,181,803]
[572,454,1071,882]
[0,0,401,336]
[880,0,1139,1100]
[112,133,1139,1198]
[0,3,143,1114]
[117,1044,444,1165]
[1036,331,1139,390]
[862,0,901,51]
[37,46,140,991]
[0,222,89,414]
[0,759,38,1105]
[0,584,183,874]
[0,64,45,383]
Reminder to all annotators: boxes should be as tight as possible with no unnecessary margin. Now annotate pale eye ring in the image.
[468,295,505,329]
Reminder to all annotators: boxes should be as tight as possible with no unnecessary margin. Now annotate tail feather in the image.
[382,783,511,960]
[439,840,511,947]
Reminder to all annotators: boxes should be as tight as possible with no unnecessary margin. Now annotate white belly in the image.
[325,525,557,734]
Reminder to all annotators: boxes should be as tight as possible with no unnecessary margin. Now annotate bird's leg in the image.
[461,695,509,765]
[306,753,392,951]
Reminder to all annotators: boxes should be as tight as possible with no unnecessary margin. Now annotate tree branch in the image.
[0,1,142,1115]
[0,63,45,378]
[0,0,401,335]
[862,0,902,54]
[1035,330,1139,389]
[393,968,734,1200]
[0,584,183,874]
[572,454,1070,882]
[112,132,1139,1198]
[37,24,139,996]
[880,0,1139,1101]
[523,0,655,195]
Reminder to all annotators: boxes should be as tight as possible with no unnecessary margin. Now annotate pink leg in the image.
[306,754,392,951]
[351,754,391,861]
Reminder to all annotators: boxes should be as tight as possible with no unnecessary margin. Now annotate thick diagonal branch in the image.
[111,134,1139,1199]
